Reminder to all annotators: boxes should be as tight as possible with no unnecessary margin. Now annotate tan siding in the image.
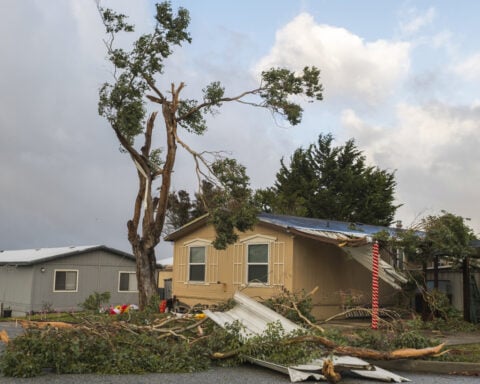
[293,237,398,319]
[171,222,294,307]
[171,221,400,319]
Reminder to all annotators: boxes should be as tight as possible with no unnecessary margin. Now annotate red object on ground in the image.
[159,300,167,313]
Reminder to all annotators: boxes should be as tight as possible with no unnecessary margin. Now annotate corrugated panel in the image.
[259,213,399,237]
[204,291,300,339]
[205,292,410,383]
[346,245,408,289]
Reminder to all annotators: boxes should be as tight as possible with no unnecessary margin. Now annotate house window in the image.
[119,272,138,292]
[247,244,269,283]
[189,246,206,282]
[54,270,78,292]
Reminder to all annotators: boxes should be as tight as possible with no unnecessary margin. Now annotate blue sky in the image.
[1,0,479,256]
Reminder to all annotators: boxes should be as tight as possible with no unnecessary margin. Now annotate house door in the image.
[164,279,172,300]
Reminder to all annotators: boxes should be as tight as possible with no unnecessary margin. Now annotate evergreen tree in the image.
[257,133,398,226]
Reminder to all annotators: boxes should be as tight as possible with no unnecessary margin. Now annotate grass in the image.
[437,343,480,363]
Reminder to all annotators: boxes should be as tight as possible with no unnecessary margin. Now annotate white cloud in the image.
[399,7,436,35]
[340,103,480,233]
[453,53,480,82]
[254,13,410,106]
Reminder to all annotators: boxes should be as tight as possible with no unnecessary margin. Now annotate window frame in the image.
[118,271,138,292]
[53,269,79,292]
[246,243,270,285]
[188,245,206,283]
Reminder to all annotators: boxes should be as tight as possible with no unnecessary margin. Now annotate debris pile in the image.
[0,291,446,381]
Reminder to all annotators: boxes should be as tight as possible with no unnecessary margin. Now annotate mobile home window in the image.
[189,246,206,282]
[54,270,78,292]
[119,272,138,292]
[247,244,269,283]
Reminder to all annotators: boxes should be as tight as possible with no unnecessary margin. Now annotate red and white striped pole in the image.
[371,240,379,330]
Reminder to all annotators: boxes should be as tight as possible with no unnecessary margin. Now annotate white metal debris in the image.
[204,291,410,383]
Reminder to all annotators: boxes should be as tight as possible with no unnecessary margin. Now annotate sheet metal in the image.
[205,292,410,382]
[346,245,408,290]
[284,226,407,290]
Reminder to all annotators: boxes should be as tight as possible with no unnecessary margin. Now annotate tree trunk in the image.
[134,245,159,310]
[463,256,471,322]
[421,261,429,321]
[433,254,439,290]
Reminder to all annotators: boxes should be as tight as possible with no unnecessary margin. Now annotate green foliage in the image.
[422,211,476,263]
[80,291,111,311]
[208,159,258,249]
[392,211,476,266]
[1,323,210,377]
[392,330,433,349]
[97,1,323,307]
[203,81,225,111]
[98,1,192,145]
[257,133,398,226]
[262,289,316,324]
[177,99,208,134]
[243,323,321,366]
[260,67,323,125]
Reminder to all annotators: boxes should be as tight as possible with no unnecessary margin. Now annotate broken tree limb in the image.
[284,335,445,360]
[210,335,445,363]
[322,359,342,384]
[0,329,9,344]
[291,300,325,333]
[18,320,75,329]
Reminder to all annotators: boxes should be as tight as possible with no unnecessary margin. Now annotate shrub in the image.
[79,292,111,311]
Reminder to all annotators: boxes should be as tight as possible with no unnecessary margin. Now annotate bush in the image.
[79,292,111,311]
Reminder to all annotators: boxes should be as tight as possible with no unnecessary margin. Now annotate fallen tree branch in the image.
[211,335,445,361]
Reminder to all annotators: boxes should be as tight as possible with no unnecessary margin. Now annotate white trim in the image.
[183,238,211,247]
[240,234,276,243]
[118,271,138,292]
[188,245,206,283]
[53,269,79,292]
[245,243,270,285]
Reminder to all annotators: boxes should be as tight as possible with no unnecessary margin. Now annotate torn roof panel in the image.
[204,291,300,339]
[259,213,400,238]
[205,291,410,382]
[346,245,408,289]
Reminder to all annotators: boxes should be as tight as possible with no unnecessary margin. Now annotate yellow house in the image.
[165,213,407,319]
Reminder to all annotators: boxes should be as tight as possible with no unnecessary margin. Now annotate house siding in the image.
[293,237,399,318]
[0,266,34,315]
[169,221,401,320]
[1,248,139,315]
[172,223,294,307]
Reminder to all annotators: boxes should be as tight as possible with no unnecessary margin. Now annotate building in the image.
[165,213,406,319]
[0,245,152,316]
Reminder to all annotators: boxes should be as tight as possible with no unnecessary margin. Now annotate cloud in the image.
[254,13,410,106]
[399,7,436,35]
[453,53,480,82]
[340,103,480,233]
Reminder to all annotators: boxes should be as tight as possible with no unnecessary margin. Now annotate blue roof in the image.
[258,213,399,237]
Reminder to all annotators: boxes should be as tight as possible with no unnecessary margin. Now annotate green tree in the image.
[257,133,398,226]
[391,211,476,320]
[97,2,323,308]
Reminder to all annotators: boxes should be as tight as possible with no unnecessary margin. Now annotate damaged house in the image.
[165,213,407,319]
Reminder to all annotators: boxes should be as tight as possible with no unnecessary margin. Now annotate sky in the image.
[1,0,480,259]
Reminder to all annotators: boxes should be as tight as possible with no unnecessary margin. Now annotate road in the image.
[0,365,479,384]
